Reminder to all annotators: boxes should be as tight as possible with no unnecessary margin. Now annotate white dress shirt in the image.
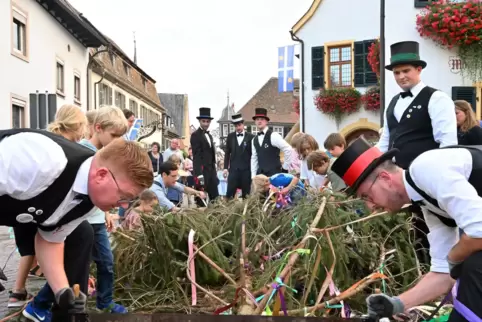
[236,131,245,146]
[404,148,482,273]
[250,127,292,178]
[377,81,457,152]
[0,132,96,243]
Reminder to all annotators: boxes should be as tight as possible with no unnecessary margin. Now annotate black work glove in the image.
[448,257,464,280]
[55,287,87,313]
[281,168,289,174]
[366,293,404,318]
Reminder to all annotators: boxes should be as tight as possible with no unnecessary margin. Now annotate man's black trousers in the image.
[226,169,251,198]
[195,165,219,206]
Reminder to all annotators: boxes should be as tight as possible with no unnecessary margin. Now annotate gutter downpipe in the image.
[86,46,110,111]
[379,0,386,126]
[290,30,305,132]
[93,71,106,110]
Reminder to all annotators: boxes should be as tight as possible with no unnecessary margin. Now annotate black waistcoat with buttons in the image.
[0,129,95,230]
[386,86,439,169]
[253,129,282,176]
[405,145,482,227]
[228,132,252,171]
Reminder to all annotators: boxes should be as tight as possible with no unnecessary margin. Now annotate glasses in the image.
[108,169,137,206]
[359,173,380,203]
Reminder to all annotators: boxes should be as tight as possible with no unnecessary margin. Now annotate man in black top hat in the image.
[250,107,293,178]
[191,107,219,204]
[332,137,482,322]
[0,130,153,318]
[223,113,254,199]
[377,41,458,266]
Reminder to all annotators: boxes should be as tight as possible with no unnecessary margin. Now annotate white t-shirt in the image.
[300,159,325,189]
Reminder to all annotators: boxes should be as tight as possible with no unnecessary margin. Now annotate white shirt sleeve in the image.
[251,140,258,178]
[376,109,390,152]
[300,160,309,180]
[0,132,67,200]
[270,132,292,170]
[409,148,482,272]
[428,91,458,148]
[38,209,96,243]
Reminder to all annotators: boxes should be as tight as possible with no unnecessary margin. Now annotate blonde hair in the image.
[296,134,319,158]
[290,132,304,149]
[48,104,87,141]
[306,151,330,170]
[455,100,479,132]
[252,174,269,194]
[98,138,153,189]
[93,106,128,136]
[85,110,98,139]
[168,154,181,164]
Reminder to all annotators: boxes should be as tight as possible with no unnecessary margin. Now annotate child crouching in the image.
[252,173,306,206]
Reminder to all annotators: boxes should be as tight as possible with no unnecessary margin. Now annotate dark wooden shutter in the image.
[414,0,431,8]
[354,39,377,87]
[452,86,477,113]
[311,46,324,90]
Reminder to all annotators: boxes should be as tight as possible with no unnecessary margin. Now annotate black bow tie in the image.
[400,91,413,99]
[237,133,243,137]
[258,132,264,136]
[203,130,210,134]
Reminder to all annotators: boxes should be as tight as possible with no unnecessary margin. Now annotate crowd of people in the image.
[2,39,482,322]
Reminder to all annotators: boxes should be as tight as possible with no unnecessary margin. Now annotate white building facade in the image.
[292,0,475,143]
[0,0,106,129]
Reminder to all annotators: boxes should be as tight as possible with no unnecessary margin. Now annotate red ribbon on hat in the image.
[342,147,383,187]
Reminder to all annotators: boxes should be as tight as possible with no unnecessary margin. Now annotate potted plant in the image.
[362,86,381,112]
[314,88,362,124]
[293,98,300,116]
[416,0,482,81]
[367,40,381,78]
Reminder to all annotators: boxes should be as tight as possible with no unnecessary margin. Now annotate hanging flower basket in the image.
[293,98,300,115]
[315,88,361,124]
[362,86,381,112]
[415,0,482,81]
[367,40,381,78]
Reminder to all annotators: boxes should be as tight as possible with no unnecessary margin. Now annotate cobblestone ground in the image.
[0,227,45,320]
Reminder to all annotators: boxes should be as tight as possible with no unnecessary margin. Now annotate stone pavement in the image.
[0,226,45,319]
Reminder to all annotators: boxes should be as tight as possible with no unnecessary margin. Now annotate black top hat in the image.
[231,113,244,124]
[331,137,399,193]
[196,107,213,120]
[385,41,427,71]
[252,108,270,122]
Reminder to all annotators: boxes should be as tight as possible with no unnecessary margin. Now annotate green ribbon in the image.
[276,249,311,276]
[391,52,420,63]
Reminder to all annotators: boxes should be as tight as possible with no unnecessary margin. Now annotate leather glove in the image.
[448,257,463,279]
[366,293,404,318]
[55,287,87,313]
[281,168,289,174]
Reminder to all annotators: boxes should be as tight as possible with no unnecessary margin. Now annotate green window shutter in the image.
[354,39,377,87]
[452,86,477,113]
[414,0,431,8]
[311,46,324,90]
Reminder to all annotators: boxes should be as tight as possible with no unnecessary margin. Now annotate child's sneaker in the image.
[22,302,52,322]
[98,302,128,313]
[7,289,31,308]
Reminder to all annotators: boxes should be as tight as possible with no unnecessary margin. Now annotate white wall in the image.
[384,0,469,99]
[0,0,89,129]
[297,0,381,143]
[90,71,163,144]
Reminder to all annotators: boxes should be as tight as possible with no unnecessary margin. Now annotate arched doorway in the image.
[345,129,379,146]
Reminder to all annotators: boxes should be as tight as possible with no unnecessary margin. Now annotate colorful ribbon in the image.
[188,229,197,306]
[269,185,292,208]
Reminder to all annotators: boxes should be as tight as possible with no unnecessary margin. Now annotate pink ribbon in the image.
[188,229,197,306]
[326,267,349,317]
[270,185,291,208]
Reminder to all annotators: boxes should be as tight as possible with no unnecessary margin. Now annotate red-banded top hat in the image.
[252,108,270,122]
[331,136,399,193]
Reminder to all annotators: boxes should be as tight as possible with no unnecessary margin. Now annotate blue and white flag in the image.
[278,45,295,93]
[126,118,143,141]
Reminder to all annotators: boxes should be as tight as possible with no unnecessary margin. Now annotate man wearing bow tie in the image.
[190,107,219,204]
[251,107,293,178]
[223,114,254,199]
[377,41,458,266]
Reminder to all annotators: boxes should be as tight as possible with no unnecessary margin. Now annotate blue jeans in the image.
[34,224,115,309]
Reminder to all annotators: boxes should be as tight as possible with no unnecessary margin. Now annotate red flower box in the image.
[362,86,381,112]
[314,88,361,123]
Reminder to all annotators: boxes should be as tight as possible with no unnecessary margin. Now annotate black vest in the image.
[228,133,252,171]
[387,86,439,169]
[0,129,95,231]
[253,129,282,176]
[405,145,482,227]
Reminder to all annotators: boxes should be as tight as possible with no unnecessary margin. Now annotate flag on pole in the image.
[126,118,143,141]
[278,45,295,92]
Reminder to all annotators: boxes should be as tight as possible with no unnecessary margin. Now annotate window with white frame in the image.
[129,99,138,115]
[56,61,64,93]
[115,91,126,109]
[11,5,28,60]
[229,124,235,133]
[273,126,284,137]
[99,83,112,106]
[251,125,258,135]
[11,96,26,128]
[74,74,81,103]
[223,124,228,136]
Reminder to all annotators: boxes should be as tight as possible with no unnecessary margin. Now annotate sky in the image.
[68,0,311,127]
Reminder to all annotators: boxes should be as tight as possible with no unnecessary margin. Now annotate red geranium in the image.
[415,0,482,48]
[314,88,361,123]
[367,41,380,77]
[293,98,300,115]
[362,86,380,112]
